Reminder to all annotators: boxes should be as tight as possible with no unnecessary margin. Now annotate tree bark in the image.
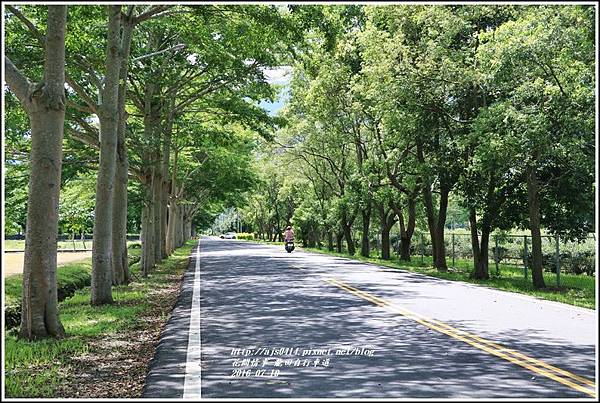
[433,189,449,271]
[527,164,546,289]
[160,115,173,259]
[396,197,416,261]
[91,5,123,305]
[360,207,371,257]
[469,207,481,273]
[341,211,355,255]
[335,231,343,253]
[177,205,185,247]
[111,140,129,285]
[152,163,162,262]
[10,5,68,339]
[140,178,155,276]
[478,228,491,279]
[469,207,491,279]
[421,178,441,267]
[378,203,397,260]
[139,29,162,273]
[166,194,177,255]
[185,219,192,241]
[111,14,134,286]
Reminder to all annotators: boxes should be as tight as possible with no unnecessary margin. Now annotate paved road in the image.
[143,237,597,399]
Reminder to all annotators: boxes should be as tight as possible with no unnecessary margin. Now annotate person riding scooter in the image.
[284,225,295,253]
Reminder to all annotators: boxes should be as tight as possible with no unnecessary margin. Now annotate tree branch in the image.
[6,5,45,46]
[68,127,100,148]
[4,56,32,107]
[134,5,171,24]
[65,73,98,113]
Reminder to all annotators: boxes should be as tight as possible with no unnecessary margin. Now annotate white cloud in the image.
[262,66,293,85]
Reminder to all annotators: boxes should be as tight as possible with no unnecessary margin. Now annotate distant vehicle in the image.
[285,240,295,253]
[220,232,237,239]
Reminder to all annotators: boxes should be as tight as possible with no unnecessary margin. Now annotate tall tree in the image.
[4,5,68,339]
[477,5,595,288]
[90,5,123,305]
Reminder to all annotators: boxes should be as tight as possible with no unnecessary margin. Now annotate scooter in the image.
[285,240,295,253]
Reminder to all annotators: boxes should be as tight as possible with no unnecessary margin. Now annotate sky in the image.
[259,66,293,116]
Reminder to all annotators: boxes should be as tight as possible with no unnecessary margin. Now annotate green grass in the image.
[3,239,141,251]
[4,241,192,398]
[5,246,141,308]
[5,262,92,308]
[4,335,88,397]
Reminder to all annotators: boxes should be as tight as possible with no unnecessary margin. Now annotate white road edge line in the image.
[183,241,202,399]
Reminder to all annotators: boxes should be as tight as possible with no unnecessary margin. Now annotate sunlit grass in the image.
[4,240,196,398]
[4,332,88,397]
[3,239,141,251]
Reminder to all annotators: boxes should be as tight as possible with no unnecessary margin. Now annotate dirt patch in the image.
[3,252,92,278]
[53,263,188,398]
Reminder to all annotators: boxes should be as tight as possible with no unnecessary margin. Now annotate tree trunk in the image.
[378,203,396,260]
[421,178,440,267]
[185,219,192,241]
[111,140,128,285]
[160,114,173,259]
[166,145,179,254]
[397,198,416,261]
[140,181,155,276]
[327,231,334,251]
[342,223,355,255]
[360,207,371,257]
[111,12,134,286]
[166,198,177,255]
[140,29,161,271]
[433,189,450,271]
[177,205,185,247]
[381,227,390,260]
[151,163,162,263]
[92,5,122,305]
[478,227,491,279]
[527,165,546,289]
[335,231,343,253]
[469,207,481,273]
[470,206,492,280]
[404,197,416,260]
[8,5,68,339]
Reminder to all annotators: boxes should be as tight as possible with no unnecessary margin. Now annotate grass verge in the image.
[4,247,142,329]
[241,238,595,309]
[4,240,195,398]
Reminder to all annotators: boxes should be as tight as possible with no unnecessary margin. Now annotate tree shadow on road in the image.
[195,241,595,398]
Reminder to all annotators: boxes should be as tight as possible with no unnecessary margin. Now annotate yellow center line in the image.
[324,278,596,398]
[328,278,596,388]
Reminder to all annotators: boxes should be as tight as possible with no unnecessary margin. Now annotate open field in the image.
[3,252,93,278]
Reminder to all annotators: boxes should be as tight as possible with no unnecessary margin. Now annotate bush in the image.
[236,232,255,240]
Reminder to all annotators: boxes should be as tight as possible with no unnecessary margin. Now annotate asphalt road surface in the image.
[143,236,597,399]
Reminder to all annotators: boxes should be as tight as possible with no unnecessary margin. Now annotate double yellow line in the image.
[325,278,596,398]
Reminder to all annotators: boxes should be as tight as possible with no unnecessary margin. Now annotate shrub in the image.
[236,232,255,240]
